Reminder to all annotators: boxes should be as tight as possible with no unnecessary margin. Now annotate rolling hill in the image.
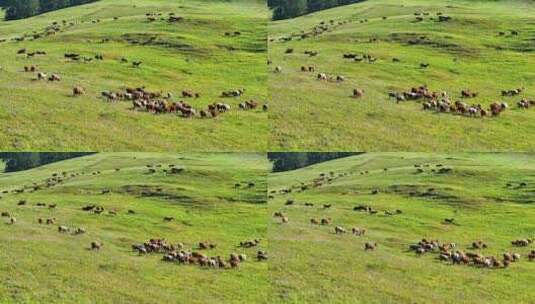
[269,0,535,151]
[0,0,268,151]
[269,153,535,303]
[0,152,268,303]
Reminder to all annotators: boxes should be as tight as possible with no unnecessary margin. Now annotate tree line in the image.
[268,152,360,172]
[0,0,98,20]
[268,0,364,20]
[0,153,93,172]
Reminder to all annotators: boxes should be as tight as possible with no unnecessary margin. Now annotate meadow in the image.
[0,0,268,151]
[0,153,269,303]
[269,153,535,303]
[269,0,535,151]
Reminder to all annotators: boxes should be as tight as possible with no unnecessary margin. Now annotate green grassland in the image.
[0,0,268,151]
[268,153,535,303]
[269,0,535,151]
[0,153,268,303]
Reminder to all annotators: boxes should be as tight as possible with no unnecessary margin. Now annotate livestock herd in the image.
[133,238,268,270]
[408,238,535,269]
[272,164,535,270]
[3,10,267,120]
[1,163,267,271]
[388,85,534,118]
[270,9,533,120]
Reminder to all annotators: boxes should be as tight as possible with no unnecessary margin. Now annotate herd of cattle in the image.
[132,238,268,269]
[3,11,268,120]
[270,9,532,119]
[408,238,535,269]
[271,165,535,270]
[388,85,534,118]
[1,164,267,270]
[15,45,267,118]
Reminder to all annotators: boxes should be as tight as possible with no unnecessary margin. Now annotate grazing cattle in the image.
[511,239,532,247]
[352,227,366,236]
[364,242,377,251]
[502,88,523,97]
[461,90,478,98]
[24,65,38,72]
[257,250,268,260]
[310,218,319,225]
[73,86,85,96]
[182,90,198,98]
[222,88,245,98]
[320,218,331,225]
[58,225,69,233]
[281,216,289,223]
[163,216,174,222]
[48,74,61,82]
[274,66,282,73]
[517,99,532,109]
[353,88,365,98]
[91,241,103,251]
[9,217,16,224]
[472,240,487,249]
[199,241,216,250]
[317,73,327,81]
[239,100,258,110]
[334,226,346,234]
[273,211,284,217]
[489,102,505,116]
[240,239,260,248]
[444,218,455,224]
[37,72,47,80]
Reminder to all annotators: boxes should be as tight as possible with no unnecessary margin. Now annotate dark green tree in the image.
[0,153,94,172]
[268,152,360,172]
[269,0,364,20]
[2,0,98,20]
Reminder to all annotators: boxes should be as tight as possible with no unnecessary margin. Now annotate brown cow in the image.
[73,86,85,96]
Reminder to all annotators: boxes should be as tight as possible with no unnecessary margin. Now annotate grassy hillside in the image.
[0,0,268,151]
[269,0,535,151]
[0,153,269,303]
[268,153,535,303]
